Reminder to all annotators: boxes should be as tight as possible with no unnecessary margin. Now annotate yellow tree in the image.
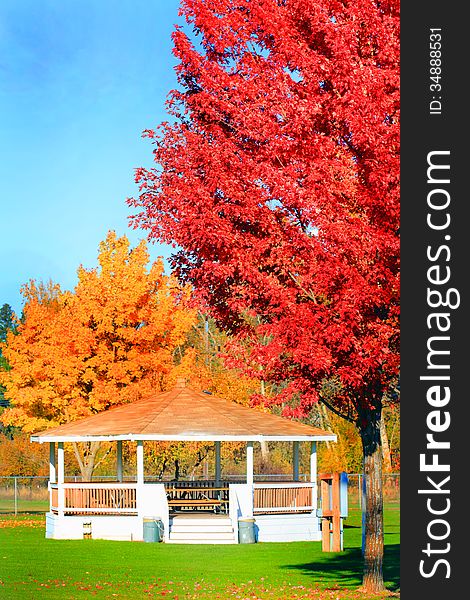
[0,232,196,479]
[0,433,49,476]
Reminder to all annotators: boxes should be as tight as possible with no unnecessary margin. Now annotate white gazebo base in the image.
[46,513,143,541]
[45,510,322,544]
[45,480,322,543]
[255,513,321,543]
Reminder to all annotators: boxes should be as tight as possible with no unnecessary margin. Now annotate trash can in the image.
[238,517,256,544]
[143,517,164,543]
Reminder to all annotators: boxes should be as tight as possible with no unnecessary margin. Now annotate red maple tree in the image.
[129,0,399,592]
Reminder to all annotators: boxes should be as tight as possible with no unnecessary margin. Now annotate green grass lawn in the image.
[0,499,49,513]
[0,506,399,599]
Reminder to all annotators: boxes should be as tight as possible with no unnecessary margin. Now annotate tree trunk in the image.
[260,440,269,461]
[318,403,333,449]
[158,458,167,480]
[388,408,399,469]
[359,409,386,593]
[72,441,105,482]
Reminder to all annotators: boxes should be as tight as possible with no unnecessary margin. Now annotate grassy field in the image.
[0,506,399,599]
[0,499,49,513]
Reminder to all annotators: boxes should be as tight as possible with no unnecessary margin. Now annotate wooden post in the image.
[57,442,65,516]
[320,476,330,551]
[332,473,341,552]
[321,515,330,551]
[293,441,300,481]
[49,442,56,484]
[215,441,221,486]
[319,472,343,552]
[117,440,123,483]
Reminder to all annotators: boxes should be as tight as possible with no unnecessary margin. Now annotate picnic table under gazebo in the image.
[31,378,336,543]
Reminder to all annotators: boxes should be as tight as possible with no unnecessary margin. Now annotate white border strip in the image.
[31,433,337,443]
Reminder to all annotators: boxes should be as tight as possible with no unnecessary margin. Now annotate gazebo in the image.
[31,379,336,543]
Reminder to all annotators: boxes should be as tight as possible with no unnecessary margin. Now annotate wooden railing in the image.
[253,483,315,514]
[49,481,315,517]
[50,485,58,511]
[50,483,138,515]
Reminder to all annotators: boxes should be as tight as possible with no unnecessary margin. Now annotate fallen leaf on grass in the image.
[0,519,43,528]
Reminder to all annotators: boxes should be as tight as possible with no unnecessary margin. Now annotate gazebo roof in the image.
[31,379,336,443]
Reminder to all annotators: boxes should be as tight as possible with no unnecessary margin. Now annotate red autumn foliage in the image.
[129,0,399,592]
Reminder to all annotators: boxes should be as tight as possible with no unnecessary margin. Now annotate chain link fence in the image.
[346,473,400,508]
[0,476,50,514]
[0,473,399,515]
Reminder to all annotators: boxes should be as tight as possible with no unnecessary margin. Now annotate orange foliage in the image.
[171,346,260,406]
[317,413,363,473]
[0,232,196,433]
[0,433,49,476]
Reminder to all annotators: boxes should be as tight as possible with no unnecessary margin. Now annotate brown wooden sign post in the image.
[318,472,348,552]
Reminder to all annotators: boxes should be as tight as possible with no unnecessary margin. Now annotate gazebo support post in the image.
[246,441,254,487]
[246,441,254,516]
[57,442,65,517]
[117,440,123,483]
[310,441,318,510]
[293,441,300,481]
[136,440,144,518]
[215,441,221,486]
[49,442,56,484]
[136,440,144,485]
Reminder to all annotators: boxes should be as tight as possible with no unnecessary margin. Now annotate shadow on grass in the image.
[282,544,400,592]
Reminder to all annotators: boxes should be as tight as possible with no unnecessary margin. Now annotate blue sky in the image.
[0,0,182,316]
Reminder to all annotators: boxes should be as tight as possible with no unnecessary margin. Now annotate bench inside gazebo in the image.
[31,379,336,543]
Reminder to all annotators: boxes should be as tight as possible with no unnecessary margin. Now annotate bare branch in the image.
[93,443,113,472]
[287,271,317,303]
[320,397,356,424]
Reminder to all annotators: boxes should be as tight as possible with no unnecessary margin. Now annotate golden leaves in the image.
[0,232,197,433]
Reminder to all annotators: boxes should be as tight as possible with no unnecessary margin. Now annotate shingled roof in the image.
[31,379,336,443]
